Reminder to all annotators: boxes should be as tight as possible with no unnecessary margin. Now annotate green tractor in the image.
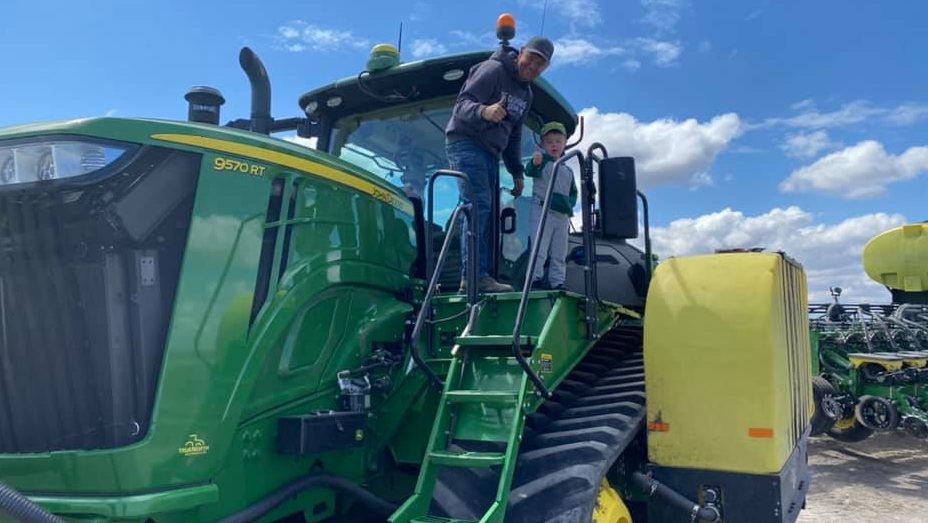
[0,19,813,523]
[809,223,928,442]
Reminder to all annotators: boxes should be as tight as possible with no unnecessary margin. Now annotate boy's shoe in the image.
[550,284,566,291]
[530,280,549,291]
[459,276,514,293]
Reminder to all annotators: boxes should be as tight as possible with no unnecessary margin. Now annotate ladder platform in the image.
[410,517,474,523]
[429,450,506,468]
[445,390,520,405]
[455,335,533,347]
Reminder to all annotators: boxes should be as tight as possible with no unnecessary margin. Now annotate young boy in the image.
[524,121,577,290]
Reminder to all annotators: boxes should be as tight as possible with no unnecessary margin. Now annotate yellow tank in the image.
[644,252,812,475]
[862,223,928,292]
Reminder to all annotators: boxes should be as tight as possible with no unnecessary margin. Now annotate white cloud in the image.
[633,38,682,67]
[780,141,928,198]
[791,98,816,111]
[647,207,906,302]
[760,100,928,130]
[781,130,840,159]
[623,58,642,71]
[276,21,370,52]
[697,40,711,53]
[410,39,448,59]
[578,107,742,187]
[640,0,688,33]
[519,0,602,28]
[554,38,625,65]
[745,9,763,21]
[884,103,928,126]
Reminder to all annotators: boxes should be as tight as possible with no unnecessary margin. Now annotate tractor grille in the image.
[0,146,199,453]
[780,255,813,448]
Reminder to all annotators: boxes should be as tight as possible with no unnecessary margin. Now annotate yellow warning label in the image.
[540,353,554,374]
[178,434,210,457]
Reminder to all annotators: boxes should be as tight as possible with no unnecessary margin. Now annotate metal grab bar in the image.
[513,149,586,399]
[584,143,608,307]
[637,190,653,288]
[411,169,480,388]
[411,203,469,389]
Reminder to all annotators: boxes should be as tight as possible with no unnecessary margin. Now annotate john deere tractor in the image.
[0,17,813,523]
[810,223,928,442]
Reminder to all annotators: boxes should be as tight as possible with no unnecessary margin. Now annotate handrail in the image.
[637,190,653,288]
[412,168,480,388]
[513,149,585,399]
[410,204,469,389]
[584,143,608,306]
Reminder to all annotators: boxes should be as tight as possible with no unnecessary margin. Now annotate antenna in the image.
[540,0,549,35]
[397,22,403,57]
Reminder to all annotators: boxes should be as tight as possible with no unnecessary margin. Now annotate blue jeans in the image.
[446,139,498,279]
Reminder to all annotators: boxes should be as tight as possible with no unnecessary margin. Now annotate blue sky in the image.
[3,0,926,301]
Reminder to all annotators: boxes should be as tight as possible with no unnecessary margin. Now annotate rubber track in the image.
[431,325,646,522]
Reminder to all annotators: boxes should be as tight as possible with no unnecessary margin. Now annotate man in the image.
[445,36,554,293]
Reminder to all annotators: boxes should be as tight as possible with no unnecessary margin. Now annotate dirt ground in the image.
[797,432,928,522]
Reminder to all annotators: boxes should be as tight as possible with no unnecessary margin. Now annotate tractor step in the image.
[411,517,474,523]
[429,450,507,468]
[454,335,533,347]
[445,390,520,405]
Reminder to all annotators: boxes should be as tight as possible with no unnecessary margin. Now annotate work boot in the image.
[459,276,514,293]
[478,276,513,293]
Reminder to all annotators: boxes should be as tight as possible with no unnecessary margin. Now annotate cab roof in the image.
[298,51,578,135]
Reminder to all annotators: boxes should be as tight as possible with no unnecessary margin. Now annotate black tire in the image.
[827,417,874,443]
[810,377,839,436]
[855,395,899,431]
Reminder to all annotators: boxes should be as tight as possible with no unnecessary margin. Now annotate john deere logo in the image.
[178,434,210,457]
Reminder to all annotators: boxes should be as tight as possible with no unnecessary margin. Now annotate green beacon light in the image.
[366,43,400,72]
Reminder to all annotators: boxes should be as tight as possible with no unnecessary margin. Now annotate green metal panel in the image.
[0,118,423,521]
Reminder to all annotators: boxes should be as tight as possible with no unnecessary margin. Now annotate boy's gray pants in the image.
[530,204,570,287]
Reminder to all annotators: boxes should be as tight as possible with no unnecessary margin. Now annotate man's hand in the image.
[511,177,524,197]
[532,151,543,166]
[481,99,508,123]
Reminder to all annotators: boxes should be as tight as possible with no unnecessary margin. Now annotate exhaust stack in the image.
[239,47,272,135]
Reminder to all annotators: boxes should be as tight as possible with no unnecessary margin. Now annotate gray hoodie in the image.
[445,47,533,178]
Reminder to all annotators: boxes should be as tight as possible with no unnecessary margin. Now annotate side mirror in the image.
[598,157,638,239]
[500,207,517,234]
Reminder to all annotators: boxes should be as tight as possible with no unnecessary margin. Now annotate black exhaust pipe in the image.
[239,47,272,135]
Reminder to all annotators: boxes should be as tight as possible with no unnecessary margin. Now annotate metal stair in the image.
[390,336,531,523]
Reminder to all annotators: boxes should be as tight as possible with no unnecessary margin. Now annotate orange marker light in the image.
[497,13,516,32]
[496,13,516,43]
[748,428,774,438]
[648,421,670,432]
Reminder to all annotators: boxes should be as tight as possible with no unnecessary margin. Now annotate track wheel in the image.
[827,415,874,443]
[810,377,840,436]
[592,479,633,523]
[855,395,899,431]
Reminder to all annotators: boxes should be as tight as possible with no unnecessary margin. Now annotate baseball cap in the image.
[540,121,566,136]
[523,36,554,63]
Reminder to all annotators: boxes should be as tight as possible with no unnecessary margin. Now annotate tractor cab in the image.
[298,43,649,306]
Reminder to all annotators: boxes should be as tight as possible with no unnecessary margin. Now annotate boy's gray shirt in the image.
[445,46,533,178]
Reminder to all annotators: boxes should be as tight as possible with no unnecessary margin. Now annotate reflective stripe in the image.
[151,133,414,216]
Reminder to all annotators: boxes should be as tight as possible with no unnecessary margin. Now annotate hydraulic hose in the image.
[0,482,64,523]
[632,472,720,522]
[217,474,397,523]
